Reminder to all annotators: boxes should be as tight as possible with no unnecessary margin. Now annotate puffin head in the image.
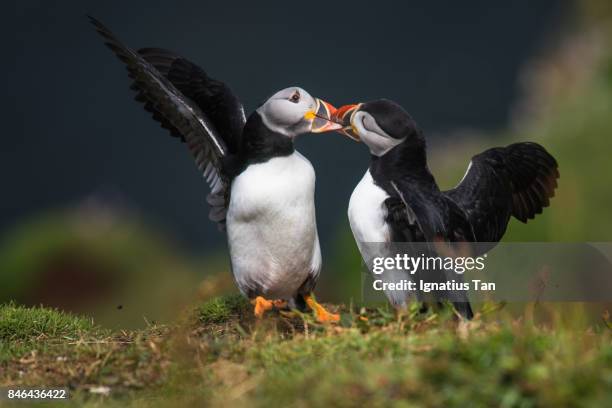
[333,99,422,157]
[256,87,342,137]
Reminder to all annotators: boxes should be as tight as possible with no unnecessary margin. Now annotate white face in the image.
[351,111,405,157]
[256,87,318,137]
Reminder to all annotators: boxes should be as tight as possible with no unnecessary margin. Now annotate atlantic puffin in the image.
[90,17,342,322]
[333,100,559,318]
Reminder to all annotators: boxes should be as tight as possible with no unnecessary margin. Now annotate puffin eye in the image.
[289,91,300,103]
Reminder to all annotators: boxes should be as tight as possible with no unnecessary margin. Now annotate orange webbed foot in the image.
[251,296,274,319]
[303,294,340,323]
[251,297,290,318]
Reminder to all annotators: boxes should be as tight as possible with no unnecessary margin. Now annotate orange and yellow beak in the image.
[307,98,343,133]
[332,104,361,141]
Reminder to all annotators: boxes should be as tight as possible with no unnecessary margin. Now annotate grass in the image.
[1,299,610,407]
[0,302,98,343]
[0,302,169,403]
[0,302,101,362]
[197,293,251,324]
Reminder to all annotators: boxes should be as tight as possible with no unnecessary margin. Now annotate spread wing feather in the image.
[445,142,559,242]
[137,47,246,153]
[89,17,245,229]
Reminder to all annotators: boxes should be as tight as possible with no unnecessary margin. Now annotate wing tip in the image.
[87,14,109,35]
[512,149,560,223]
[87,15,130,55]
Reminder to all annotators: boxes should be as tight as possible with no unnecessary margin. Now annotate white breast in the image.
[348,170,391,251]
[226,151,321,299]
[349,170,417,309]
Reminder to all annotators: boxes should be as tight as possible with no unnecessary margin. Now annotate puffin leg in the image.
[303,294,340,323]
[272,300,288,309]
[251,297,288,318]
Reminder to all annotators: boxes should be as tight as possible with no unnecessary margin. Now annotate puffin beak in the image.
[332,104,361,141]
[308,98,343,133]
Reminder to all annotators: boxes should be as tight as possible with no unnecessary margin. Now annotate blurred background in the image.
[4,0,612,328]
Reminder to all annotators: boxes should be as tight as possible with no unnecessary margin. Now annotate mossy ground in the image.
[1,299,611,407]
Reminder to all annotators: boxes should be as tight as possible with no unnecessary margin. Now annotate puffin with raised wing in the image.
[334,100,559,318]
[89,17,341,322]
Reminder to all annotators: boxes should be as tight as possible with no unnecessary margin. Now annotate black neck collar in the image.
[223,112,295,179]
[240,112,294,161]
[369,137,437,187]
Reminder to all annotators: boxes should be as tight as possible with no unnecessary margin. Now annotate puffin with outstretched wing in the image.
[89,17,341,322]
[334,100,559,318]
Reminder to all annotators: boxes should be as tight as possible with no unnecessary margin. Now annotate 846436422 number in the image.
[4,388,68,400]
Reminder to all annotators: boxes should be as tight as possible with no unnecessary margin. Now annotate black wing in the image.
[89,17,244,229]
[386,181,445,242]
[137,47,245,153]
[383,180,474,319]
[445,142,559,242]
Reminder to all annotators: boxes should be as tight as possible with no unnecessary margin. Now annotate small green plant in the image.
[198,294,251,324]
